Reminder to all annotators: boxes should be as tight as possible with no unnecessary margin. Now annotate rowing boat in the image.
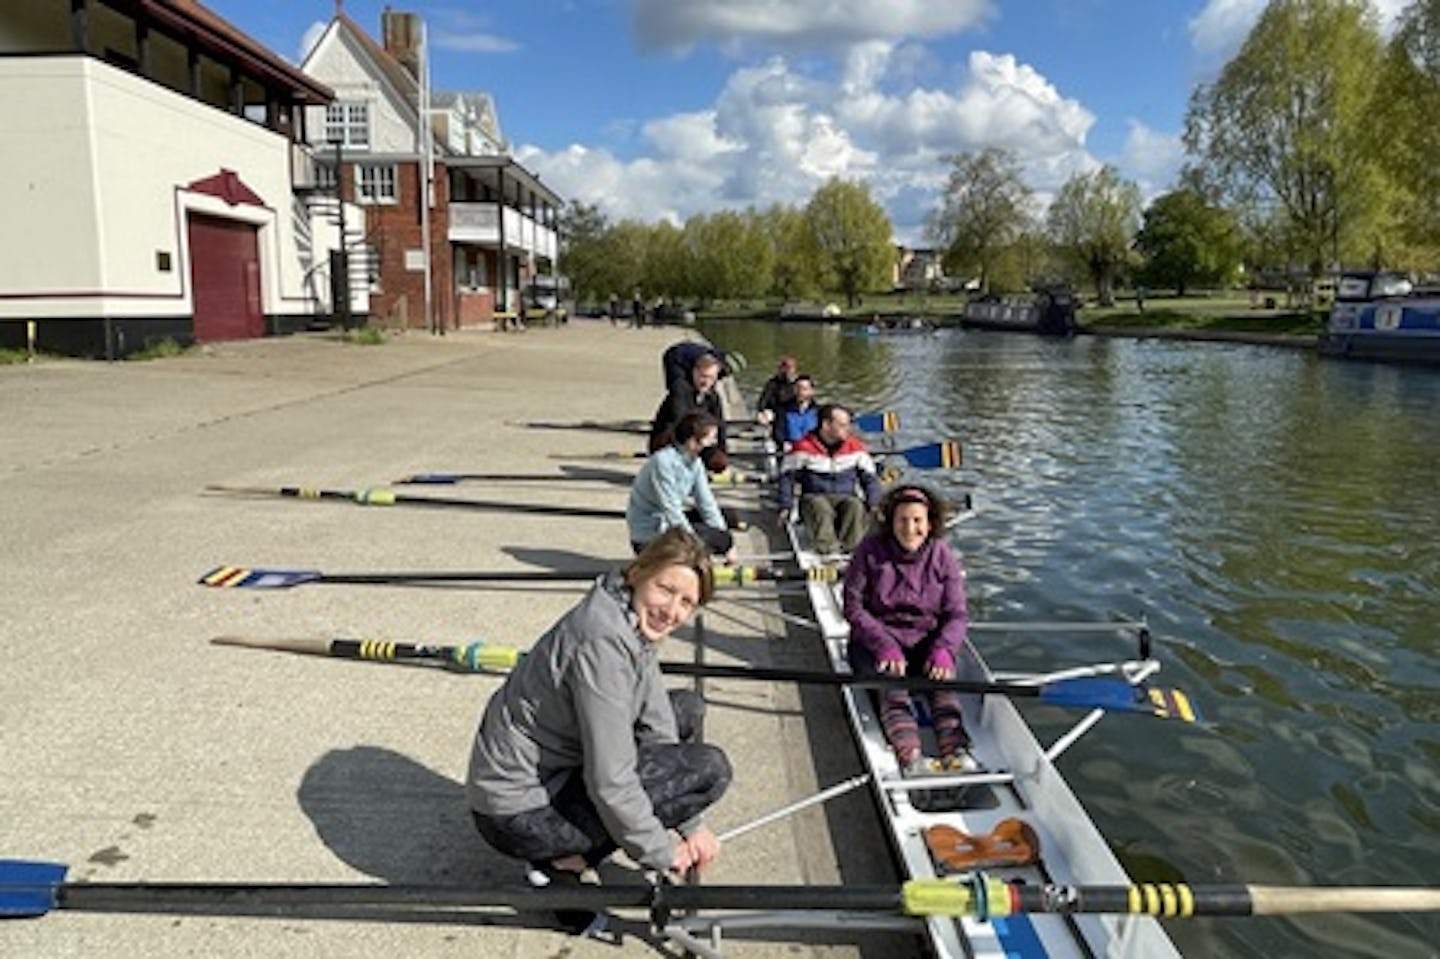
[689,428,1184,958]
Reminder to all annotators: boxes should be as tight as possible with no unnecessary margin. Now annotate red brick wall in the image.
[356,161,454,331]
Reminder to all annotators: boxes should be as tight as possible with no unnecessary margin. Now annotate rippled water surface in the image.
[703,321,1440,959]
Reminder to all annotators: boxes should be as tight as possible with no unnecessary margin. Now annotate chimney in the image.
[381,7,422,81]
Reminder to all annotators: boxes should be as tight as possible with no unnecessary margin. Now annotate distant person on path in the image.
[608,293,619,326]
[1135,285,1147,314]
[468,529,731,934]
[842,484,977,778]
[627,412,735,559]
[774,373,817,448]
[776,403,881,556]
[755,356,798,428]
[649,352,729,472]
[632,290,644,328]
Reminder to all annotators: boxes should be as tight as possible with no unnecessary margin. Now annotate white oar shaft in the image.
[718,774,872,844]
[1249,886,1440,915]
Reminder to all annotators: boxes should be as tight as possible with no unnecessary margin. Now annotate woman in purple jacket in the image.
[841,484,976,774]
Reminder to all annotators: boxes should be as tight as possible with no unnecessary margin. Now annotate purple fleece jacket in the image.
[841,534,970,670]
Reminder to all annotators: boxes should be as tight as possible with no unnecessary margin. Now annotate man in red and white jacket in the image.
[776,404,882,555]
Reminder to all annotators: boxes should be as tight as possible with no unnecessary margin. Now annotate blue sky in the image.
[207,0,1406,243]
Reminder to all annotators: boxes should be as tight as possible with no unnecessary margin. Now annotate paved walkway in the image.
[0,323,908,958]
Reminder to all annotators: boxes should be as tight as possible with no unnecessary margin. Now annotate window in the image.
[363,246,382,291]
[356,164,397,204]
[324,102,370,149]
[314,161,337,193]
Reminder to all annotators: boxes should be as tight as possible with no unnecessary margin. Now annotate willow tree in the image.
[803,177,894,309]
[1045,165,1141,306]
[927,147,1035,295]
[1184,0,1388,276]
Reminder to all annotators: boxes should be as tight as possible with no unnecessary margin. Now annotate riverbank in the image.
[0,322,905,959]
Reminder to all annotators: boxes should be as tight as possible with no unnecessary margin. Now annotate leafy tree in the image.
[927,148,1035,295]
[1045,165,1142,305]
[556,201,610,303]
[1369,0,1440,266]
[1134,188,1242,295]
[1184,0,1388,275]
[803,177,894,308]
[761,203,821,301]
[606,220,651,302]
[643,220,689,301]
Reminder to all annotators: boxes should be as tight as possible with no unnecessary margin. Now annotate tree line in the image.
[560,0,1440,309]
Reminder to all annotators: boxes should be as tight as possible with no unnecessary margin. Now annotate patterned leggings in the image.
[471,690,732,866]
[847,640,970,763]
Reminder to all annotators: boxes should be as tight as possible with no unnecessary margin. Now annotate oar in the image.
[3,859,1436,921]
[560,440,961,470]
[516,412,899,435]
[198,564,841,590]
[204,485,627,520]
[207,636,1198,721]
[395,469,636,487]
[399,468,768,487]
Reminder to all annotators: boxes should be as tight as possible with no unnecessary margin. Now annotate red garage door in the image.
[188,214,262,341]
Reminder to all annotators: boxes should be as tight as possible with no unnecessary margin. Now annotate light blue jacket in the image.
[626,442,725,545]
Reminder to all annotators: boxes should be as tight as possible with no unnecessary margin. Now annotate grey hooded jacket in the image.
[466,572,685,871]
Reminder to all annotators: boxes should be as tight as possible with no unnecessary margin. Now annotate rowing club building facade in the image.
[0,0,369,359]
[299,8,562,332]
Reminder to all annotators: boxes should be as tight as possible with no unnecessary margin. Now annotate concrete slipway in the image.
[0,322,914,958]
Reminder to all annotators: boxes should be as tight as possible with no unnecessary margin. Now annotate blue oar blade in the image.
[395,473,462,485]
[197,567,322,590]
[898,440,963,470]
[0,860,67,917]
[854,411,900,433]
[1038,678,1201,722]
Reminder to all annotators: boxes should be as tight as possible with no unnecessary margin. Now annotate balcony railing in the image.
[449,202,556,260]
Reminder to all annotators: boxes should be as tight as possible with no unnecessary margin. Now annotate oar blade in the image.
[0,860,67,917]
[854,411,900,434]
[395,473,463,485]
[197,567,321,590]
[1038,678,1201,722]
[898,440,963,470]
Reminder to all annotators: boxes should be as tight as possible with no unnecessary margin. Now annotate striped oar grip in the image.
[356,489,397,506]
[330,639,405,661]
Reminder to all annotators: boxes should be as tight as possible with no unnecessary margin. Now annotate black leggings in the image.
[471,690,732,867]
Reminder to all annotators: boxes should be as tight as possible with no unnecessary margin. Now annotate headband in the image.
[894,489,930,506]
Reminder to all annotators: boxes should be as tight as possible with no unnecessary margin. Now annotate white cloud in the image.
[298,20,327,65]
[517,42,1100,243]
[1120,119,1185,199]
[432,31,520,54]
[633,0,995,51]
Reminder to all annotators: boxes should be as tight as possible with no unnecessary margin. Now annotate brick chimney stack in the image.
[381,7,422,81]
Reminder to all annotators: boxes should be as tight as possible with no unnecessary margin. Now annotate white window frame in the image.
[356,164,398,205]
[324,102,370,150]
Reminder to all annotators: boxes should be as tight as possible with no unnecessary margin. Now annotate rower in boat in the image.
[774,403,882,558]
[842,483,981,790]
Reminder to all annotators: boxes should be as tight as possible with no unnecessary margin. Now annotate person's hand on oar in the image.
[671,826,721,874]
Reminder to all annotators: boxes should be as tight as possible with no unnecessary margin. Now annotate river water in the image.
[701,320,1440,959]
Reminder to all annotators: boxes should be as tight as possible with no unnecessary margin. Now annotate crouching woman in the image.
[467,528,732,894]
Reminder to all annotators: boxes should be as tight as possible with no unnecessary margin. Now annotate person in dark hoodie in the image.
[649,351,730,472]
[775,403,881,555]
[467,528,731,934]
[842,484,978,781]
[660,340,745,392]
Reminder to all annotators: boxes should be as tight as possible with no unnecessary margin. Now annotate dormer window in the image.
[325,102,370,149]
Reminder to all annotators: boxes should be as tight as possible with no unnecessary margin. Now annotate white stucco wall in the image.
[302,25,418,157]
[0,57,326,321]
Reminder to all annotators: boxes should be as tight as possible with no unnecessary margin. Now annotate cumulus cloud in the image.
[516,42,1101,244]
[633,0,995,52]
[1120,120,1185,200]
